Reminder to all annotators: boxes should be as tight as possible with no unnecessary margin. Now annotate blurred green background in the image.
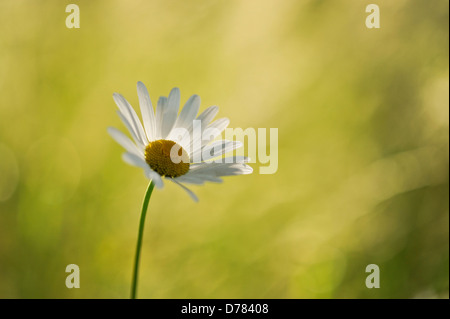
[0,0,448,298]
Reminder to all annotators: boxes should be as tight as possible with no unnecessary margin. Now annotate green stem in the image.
[131,181,155,299]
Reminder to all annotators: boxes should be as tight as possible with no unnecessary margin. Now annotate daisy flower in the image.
[109,82,253,299]
[108,81,252,202]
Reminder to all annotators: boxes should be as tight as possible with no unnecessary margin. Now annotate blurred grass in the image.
[0,0,448,298]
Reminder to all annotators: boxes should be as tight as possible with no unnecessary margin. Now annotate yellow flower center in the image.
[144,139,190,178]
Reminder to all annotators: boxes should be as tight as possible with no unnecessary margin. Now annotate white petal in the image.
[137,82,156,141]
[174,175,206,185]
[113,93,148,145]
[172,94,200,131]
[197,105,219,126]
[155,96,167,140]
[145,168,164,189]
[179,171,223,184]
[107,127,142,157]
[117,111,146,150]
[122,152,148,169]
[122,153,164,188]
[170,179,199,202]
[161,88,180,139]
[215,165,253,176]
[217,156,250,164]
[189,162,253,176]
[187,105,220,153]
[200,118,229,147]
[191,140,242,162]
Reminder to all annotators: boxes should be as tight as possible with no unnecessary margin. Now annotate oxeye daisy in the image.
[107,81,252,298]
[108,81,252,202]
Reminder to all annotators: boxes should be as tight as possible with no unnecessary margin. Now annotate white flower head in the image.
[108,82,252,201]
